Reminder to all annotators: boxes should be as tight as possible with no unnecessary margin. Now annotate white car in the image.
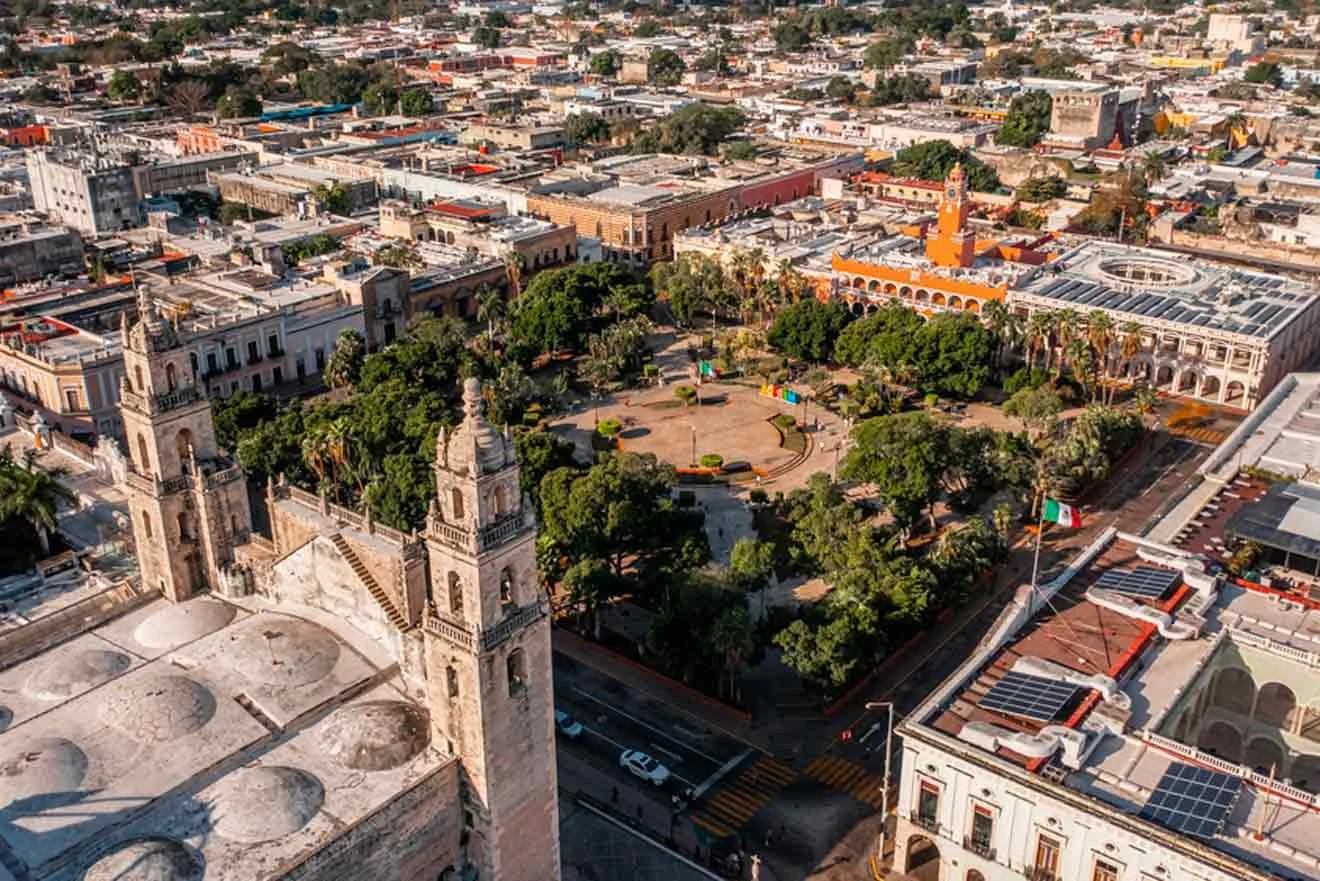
[619,749,671,786]
[555,709,583,739]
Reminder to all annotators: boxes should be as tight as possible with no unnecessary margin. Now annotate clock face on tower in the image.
[946,185,959,203]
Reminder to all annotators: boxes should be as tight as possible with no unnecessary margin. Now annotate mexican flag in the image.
[1043,498,1083,528]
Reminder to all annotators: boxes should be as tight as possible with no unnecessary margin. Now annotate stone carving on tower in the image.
[422,378,560,881]
[119,287,252,602]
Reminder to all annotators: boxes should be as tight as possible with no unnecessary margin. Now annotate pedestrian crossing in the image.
[689,755,796,840]
[1169,425,1227,446]
[805,754,887,810]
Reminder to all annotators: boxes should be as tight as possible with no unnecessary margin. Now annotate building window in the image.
[137,434,151,474]
[917,781,940,827]
[451,488,464,520]
[499,567,513,607]
[969,805,994,854]
[134,364,144,392]
[507,648,526,695]
[141,511,153,539]
[1034,835,1061,880]
[226,348,238,370]
[64,388,80,411]
[315,348,326,371]
[448,572,463,617]
[268,334,280,355]
[247,341,260,364]
[1091,859,1118,881]
[206,352,218,375]
[251,374,262,393]
[446,664,459,698]
[273,366,283,385]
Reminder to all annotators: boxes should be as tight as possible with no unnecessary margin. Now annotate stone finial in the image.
[462,377,484,421]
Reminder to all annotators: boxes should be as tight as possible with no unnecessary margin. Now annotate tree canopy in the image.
[630,104,746,156]
[766,299,853,362]
[889,140,1000,191]
[995,90,1053,147]
[834,305,996,398]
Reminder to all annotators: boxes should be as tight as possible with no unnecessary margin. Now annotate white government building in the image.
[894,373,1320,881]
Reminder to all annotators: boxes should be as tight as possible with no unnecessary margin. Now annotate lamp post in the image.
[864,701,895,870]
[690,423,697,467]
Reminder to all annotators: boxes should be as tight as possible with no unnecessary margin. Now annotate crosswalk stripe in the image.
[686,753,799,839]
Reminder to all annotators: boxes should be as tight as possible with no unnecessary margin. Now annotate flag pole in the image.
[1030,488,1046,592]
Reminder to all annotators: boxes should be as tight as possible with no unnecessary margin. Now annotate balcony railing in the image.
[963,836,995,861]
[425,612,477,651]
[429,511,533,555]
[909,811,941,835]
[481,599,548,651]
[204,464,243,490]
[155,386,200,413]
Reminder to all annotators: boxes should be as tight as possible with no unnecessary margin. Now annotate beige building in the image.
[0,297,561,880]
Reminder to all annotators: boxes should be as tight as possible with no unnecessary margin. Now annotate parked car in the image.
[555,709,583,739]
[619,749,671,786]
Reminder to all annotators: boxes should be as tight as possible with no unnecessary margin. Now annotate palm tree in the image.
[1141,150,1167,186]
[1054,308,1081,379]
[503,251,527,299]
[708,605,753,701]
[1026,309,1056,372]
[1134,385,1159,432]
[1086,310,1116,402]
[475,285,506,340]
[0,447,75,557]
[1118,321,1144,389]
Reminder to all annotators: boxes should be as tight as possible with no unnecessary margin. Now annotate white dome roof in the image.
[228,618,340,686]
[133,598,236,650]
[83,839,202,881]
[319,701,430,771]
[100,676,215,743]
[25,649,131,701]
[210,766,323,843]
[0,737,88,804]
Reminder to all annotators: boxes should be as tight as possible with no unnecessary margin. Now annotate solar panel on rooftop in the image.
[979,671,1082,722]
[1138,763,1242,839]
[1093,566,1180,599]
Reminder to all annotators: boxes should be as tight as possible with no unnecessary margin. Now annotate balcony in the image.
[155,386,200,413]
[481,599,548,652]
[1022,868,1058,881]
[909,811,941,835]
[425,612,476,652]
[963,836,995,861]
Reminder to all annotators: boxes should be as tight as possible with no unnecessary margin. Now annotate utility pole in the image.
[864,701,895,871]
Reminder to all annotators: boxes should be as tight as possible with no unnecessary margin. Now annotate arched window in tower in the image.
[134,364,144,393]
[177,511,193,542]
[141,511,153,539]
[165,362,177,392]
[175,428,194,474]
[137,434,151,474]
[507,648,526,695]
[448,571,464,617]
[446,664,460,698]
[499,567,514,607]
[451,487,464,521]
[493,483,508,517]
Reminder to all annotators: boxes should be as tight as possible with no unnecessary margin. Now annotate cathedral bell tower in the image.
[422,378,560,881]
[119,287,252,603]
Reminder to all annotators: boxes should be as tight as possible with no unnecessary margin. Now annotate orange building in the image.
[829,166,1052,318]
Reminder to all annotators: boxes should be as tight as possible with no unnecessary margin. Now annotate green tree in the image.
[843,411,950,533]
[1244,60,1282,87]
[630,103,746,156]
[995,90,1052,147]
[1003,384,1063,440]
[513,429,578,514]
[634,19,662,37]
[325,329,366,389]
[0,446,75,558]
[825,75,857,103]
[890,140,1000,190]
[773,21,812,52]
[863,37,913,69]
[313,181,352,216]
[473,25,502,48]
[648,48,686,86]
[362,80,399,116]
[399,87,434,116]
[589,49,621,76]
[106,69,141,102]
[216,86,261,119]
[766,299,852,362]
[566,111,611,144]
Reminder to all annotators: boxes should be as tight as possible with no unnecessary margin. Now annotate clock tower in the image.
[926,163,978,269]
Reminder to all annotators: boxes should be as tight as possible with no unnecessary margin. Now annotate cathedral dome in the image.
[133,598,237,651]
[25,649,131,701]
[210,766,323,843]
[227,617,340,686]
[83,839,202,881]
[0,736,88,804]
[100,675,215,743]
[319,701,430,771]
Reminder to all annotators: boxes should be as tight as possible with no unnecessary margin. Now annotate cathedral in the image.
[0,293,561,881]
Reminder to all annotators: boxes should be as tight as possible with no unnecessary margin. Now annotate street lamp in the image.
[864,701,895,871]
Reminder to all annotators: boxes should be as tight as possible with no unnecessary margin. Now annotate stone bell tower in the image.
[422,378,560,881]
[119,286,252,603]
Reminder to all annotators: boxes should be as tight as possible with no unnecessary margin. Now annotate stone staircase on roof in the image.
[329,532,409,631]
